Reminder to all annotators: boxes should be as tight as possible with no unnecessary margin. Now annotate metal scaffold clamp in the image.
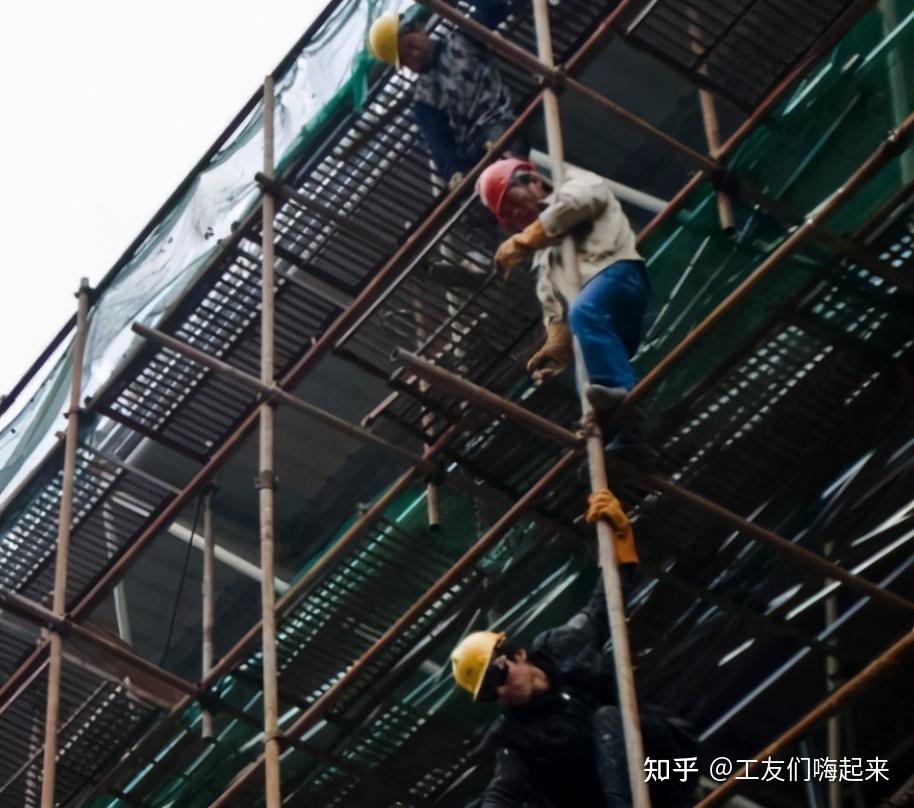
[255,469,279,490]
[535,64,566,92]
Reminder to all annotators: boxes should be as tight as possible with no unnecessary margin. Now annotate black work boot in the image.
[603,404,660,470]
[585,384,628,415]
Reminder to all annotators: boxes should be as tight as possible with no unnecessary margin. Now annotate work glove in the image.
[526,322,573,381]
[586,489,639,565]
[448,171,465,191]
[494,218,555,281]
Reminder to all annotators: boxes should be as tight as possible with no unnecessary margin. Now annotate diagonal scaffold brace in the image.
[395,349,914,619]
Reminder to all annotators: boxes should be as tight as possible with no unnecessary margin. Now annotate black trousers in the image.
[593,705,698,807]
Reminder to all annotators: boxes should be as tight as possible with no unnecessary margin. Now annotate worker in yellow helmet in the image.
[368,3,526,189]
[451,568,697,806]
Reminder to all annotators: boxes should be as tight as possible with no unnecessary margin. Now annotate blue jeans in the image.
[568,260,650,390]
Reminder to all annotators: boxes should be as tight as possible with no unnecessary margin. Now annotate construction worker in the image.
[477,158,650,416]
[451,495,695,806]
[368,3,524,188]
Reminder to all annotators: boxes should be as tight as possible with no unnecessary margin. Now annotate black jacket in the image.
[477,582,616,808]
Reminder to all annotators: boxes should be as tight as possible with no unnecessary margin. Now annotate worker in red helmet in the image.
[477,158,650,416]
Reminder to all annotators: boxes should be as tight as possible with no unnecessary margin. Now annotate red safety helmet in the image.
[476,157,536,228]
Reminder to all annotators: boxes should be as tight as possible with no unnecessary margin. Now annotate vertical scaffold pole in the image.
[201,485,216,740]
[686,11,735,232]
[260,75,282,808]
[530,2,650,805]
[824,542,842,808]
[41,277,91,808]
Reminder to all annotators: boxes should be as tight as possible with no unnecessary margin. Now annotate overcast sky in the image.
[0,0,326,397]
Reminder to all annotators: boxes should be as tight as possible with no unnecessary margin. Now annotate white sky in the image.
[0,0,326,397]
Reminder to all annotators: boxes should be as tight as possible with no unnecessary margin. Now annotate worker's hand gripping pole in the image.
[530,1,651,805]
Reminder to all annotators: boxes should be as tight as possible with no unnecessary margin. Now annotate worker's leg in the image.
[592,705,632,806]
[568,260,650,391]
[593,705,698,807]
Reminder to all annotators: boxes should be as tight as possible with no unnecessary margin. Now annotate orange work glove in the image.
[526,322,573,381]
[586,489,639,565]
[495,219,555,281]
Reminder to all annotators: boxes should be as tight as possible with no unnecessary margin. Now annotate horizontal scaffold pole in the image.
[0,588,200,698]
[207,448,580,808]
[695,626,914,807]
[393,349,583,450]
[132,323,434,473]
[393,352,914,618]
[624,465,914,618]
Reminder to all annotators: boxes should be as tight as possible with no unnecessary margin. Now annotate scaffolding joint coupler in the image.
[255,171,285,200]
[254,469,278,490]
[710,166,740,197]
[258,385,282,407]
[884,126,912,160]
[537,65,567,93]
[197,690,221,712]
[425,463,447,487]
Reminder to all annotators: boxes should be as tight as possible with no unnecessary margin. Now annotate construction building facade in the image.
[0,0,912,805]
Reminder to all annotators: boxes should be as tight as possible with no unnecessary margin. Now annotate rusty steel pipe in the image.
[201,487,216,739]
[259,74,282,808]
[696,627,914,807]
[633,469,914,617]
[0,588,200,698]
[531,1,650,802]
[393,349,582,449]
[132,323,432,472]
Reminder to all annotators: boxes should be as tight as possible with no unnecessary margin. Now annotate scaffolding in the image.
[0,0,912,806]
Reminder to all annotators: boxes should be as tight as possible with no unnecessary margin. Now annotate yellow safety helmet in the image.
[451,630,506,700]
[368,12,401,68]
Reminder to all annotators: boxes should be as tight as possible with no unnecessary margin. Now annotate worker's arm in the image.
[535,269,565,326]
[538,171,611,238]
[531,577,615,700]
[414,100,462,182]
[480,747,530,807]
[577,575,611,648]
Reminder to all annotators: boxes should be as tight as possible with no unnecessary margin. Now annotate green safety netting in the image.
[634,4,914,414]
[0,0,395,501]
[6,3,914,805]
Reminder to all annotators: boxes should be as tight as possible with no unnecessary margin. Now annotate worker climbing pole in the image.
[370,1,673,804]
